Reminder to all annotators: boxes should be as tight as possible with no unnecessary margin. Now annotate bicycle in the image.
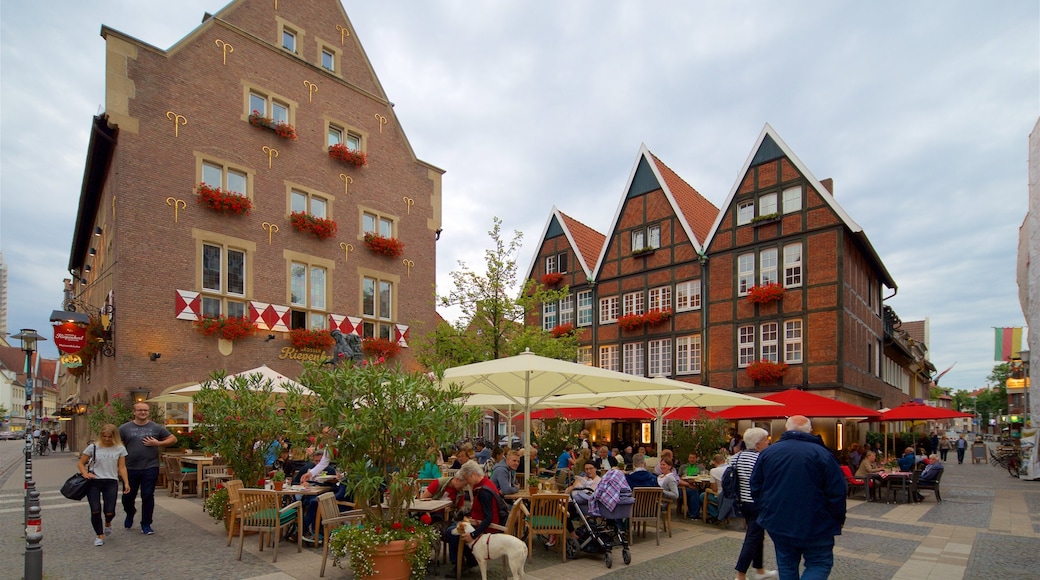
[34,437,49,456]
[989,445,1020,476]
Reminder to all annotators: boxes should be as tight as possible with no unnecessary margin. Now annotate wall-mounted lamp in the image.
[79,278,87,285]
[129,388,150,403]
[835,420,844,451]
[88,248,97,256]
[265,334,276,342]
[149,352,161,362]
[84,265,92,273]
[94,226,103,236]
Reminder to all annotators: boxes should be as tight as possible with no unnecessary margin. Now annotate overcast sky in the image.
[1,1,1036,394]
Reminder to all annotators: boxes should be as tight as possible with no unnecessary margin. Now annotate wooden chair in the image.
[514,472,527,490]
[201,464,229,500]
[236,489,302,563]
[316,492,363,577]
[841,465,872,500]
[455,500,528,579]
[164,455,197,498]
[224,480,244,546]
[630,487,664,545]
[910,469,944,502]
[660,496,674,537]
[525,492,568,563]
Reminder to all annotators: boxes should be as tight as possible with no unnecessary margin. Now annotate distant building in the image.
[0,251,7,337]
[1018,117,1040,428]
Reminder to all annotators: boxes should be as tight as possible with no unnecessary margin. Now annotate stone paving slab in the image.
[964,532,1040,580]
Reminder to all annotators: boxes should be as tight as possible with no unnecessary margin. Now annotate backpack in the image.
[717,456,743,520]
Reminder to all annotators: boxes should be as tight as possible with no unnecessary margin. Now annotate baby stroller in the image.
[565,470,634,568]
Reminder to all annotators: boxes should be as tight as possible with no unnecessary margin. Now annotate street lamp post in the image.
[12,329,45,580]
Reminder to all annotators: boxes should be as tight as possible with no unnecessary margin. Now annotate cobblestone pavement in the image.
[0,442,1037,579]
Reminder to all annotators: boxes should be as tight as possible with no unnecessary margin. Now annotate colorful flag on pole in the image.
[994,327,1023,361]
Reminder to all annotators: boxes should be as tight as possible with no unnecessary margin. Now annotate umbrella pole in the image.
[524,373,531,486]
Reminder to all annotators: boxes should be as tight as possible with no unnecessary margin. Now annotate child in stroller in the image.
[565,469,633,568]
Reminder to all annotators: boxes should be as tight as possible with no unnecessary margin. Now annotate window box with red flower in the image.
[328,143,368,167]
[550,323,574,338]
[288,328,335,351]
[363,233,405,258]
[196,183,253,216]
[248,110,297,140]
[746,283,785,304]
[290,212,338,241]
[617,313,645,331]
[642,309,672,327]
[193,316,258,341]
[540,272,564,286]
[746,359,788,382]
[362,337,401,360]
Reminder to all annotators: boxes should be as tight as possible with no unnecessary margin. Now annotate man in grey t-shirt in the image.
[119,402,176,535]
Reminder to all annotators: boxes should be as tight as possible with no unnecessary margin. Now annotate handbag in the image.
[61,444,95,501]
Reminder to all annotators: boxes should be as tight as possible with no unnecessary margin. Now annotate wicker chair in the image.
[236,489,302,563]
[630,487,664,545]
[316,492,363,577]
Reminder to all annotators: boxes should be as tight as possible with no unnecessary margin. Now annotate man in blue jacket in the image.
[751,416,846,580]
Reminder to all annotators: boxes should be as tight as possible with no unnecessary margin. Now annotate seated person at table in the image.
[625,453,660,488]
[593,446,619,471]
[914,454,944,502]
[445,461,507,575]
[567,461,602,493]
[450,447,472,470]
[681,453,725,519]
[653,449,674,475]
[293,449,335,541]
[557,444,576,471]
[491,450,521,496]
[419,447,442,479]
[622,446,634,467]
[855,450,885,499]
[680,452,701,478]
[420,475,466,521]
[473,441,491,465]
[612,448,625,469]
[897,447,919,472]
[657,458,680,500]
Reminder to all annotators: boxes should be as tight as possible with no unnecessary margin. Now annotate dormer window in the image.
[632,224,661,252]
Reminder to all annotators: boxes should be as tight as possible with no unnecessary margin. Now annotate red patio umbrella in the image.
[715,388,881,420]
[861,402,973,422]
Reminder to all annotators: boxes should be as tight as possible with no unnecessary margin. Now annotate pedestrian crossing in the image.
[0,490,81,514]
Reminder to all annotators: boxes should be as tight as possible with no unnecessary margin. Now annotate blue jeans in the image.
[122,467,159,526]
[770,534,834,580]
[956,447,965,463]
[735,503,765,574]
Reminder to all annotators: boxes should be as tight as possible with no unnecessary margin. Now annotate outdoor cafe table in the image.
[242,484,326,543]
[178,454,215,496]
[882,471,914,504]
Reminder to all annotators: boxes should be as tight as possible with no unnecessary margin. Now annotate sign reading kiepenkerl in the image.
[53,322,87,354]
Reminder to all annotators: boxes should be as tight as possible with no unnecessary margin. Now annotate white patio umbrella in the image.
[171,364,314,396]
[549,382,779,448]
[441,350,709,481]
[145,393,193,404]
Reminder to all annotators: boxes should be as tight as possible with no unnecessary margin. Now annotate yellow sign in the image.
[60,353,83,368]
[1007,378,1031,389]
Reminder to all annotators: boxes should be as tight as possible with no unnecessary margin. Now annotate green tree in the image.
[533,413,585,469]
[666,417,730,462]
[86,395,163,438]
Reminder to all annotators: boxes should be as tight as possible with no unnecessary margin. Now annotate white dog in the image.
[453,519,527,580]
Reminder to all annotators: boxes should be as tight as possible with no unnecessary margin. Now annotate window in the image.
[738,253,755,296]
[201,243,247,318]
[290,262,327,330]
[362,211,393,237]
[201,161,247,195]
[632,224,661,252]
[282,29,297,52]
[249,91,289,124]
[600,345,619,371]
[576,346,593,366]
[760,248,778,285]
[676,280,701,311]
[559,295,574,326]
[362,276,394,339]
[738,325,755,367]
[328,124,362,151]
[737,201,754,225]
[648,339,671,376]
[576,290,593,327]
[784,243,802,287]
[648,286,671,312]
[623,343,644,376]
[760,322,779,362]
[623,292,644,316]
[759,192,778,216]
[321,48,335,71]
[545,252,568,274]
[785,320,803,363]
[291,189,328,218]
[542,302,557,331]
[782,186,801,213]
[676,335,701,375]
[600,296,619,324]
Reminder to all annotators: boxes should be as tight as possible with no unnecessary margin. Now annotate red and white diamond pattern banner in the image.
[248,301,290,332]
[328,314,362,336]
[394,324,410,348]
[175,290,201,321]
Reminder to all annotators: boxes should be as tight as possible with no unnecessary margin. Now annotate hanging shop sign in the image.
[54,322,88,355]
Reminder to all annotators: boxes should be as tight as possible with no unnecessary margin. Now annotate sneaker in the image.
[141,525,155,535]
[103,526,112,536]
[94,538,104,547]
[545,535,557,547]
[302,535,315,544]
[123,515,133,529]
[751,571,778,580]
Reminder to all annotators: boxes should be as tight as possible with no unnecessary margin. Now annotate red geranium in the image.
[617,313,645,331]
[746,359,788,382]
[642,309,672,327]
[196,183,252,216]
[551,323,574,338]
[540,272,564,286]
[290,212,338,241]
[363,232,404,258]
[288,328,334,351]
[747,283,785,304]
[328,143,368,166]
[362,337,401,360]
[193,316,258,341]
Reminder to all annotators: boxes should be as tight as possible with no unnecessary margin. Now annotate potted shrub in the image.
[746,359,788,382]
[298,362,479,579]
[271,469,286,491]
[747,283,785,304]
[196,183,253,216]
[204,484,231,528]
[363,232,405,258]
[328,143,368,166]
[290,211,338,240]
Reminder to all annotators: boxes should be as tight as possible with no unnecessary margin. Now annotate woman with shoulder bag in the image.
[732,427,778,580]
[79,424,130,546]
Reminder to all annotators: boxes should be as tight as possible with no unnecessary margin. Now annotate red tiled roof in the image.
[558,210,606,274]
[649,153,719,244]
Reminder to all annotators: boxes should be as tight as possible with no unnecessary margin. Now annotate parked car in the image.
[0,431,20,441]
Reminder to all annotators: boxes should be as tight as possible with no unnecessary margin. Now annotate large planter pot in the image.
[359,539,417,580]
